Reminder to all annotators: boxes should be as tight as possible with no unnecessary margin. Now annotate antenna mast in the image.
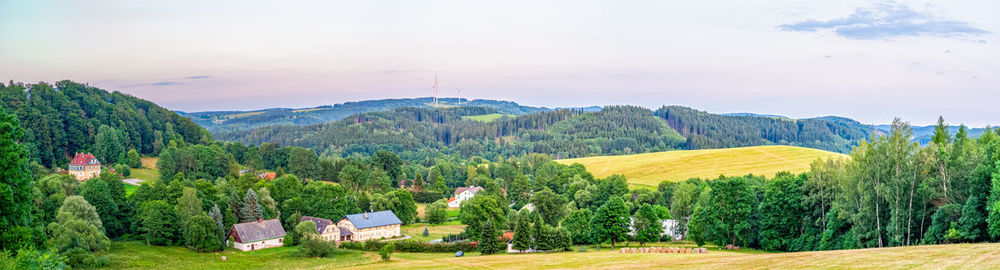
[432,74,439,106]
[456,88,463,105]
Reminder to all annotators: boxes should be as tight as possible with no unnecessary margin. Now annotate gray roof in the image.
[343,210,402,229]
[301,216,333,234]
[231,219,286,243]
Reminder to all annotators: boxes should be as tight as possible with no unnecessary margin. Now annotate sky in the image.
[1,0,997,126]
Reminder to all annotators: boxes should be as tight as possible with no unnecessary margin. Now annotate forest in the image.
[217,103,877,161]
[181,97,557,133]
[0,81,210,168]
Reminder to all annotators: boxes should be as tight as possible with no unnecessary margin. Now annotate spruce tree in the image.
[240,189,264,222]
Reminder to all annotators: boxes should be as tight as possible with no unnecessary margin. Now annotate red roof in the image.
[502,232,515,240]
[454,186,484,195]
[69,153,100,166]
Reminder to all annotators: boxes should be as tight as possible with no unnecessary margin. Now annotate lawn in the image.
[461,113,511,122]
[124,183,139,196]
[556,145,846,187]
[105,241,376,270]
[130,168,160,182]
[400,221,467,242]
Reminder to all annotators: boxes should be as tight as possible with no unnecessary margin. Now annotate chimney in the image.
[364,212,368,219]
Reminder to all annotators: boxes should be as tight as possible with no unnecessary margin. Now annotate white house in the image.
[335,210,402,242]
[301,216,339,243]
[448,186,484,208]
[228,219,286,251]
[627,218,684,241]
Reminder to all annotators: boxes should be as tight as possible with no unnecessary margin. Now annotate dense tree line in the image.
[185,97,553,133]
[218,105,688,160]
[0,81,209,168]
[655,106,873,153]
[672,118,1000,252]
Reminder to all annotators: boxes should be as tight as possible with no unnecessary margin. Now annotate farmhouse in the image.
[300,216,339,242]
[336,210,402,242]
[68,153,101,180]
[448,186,484,208]
[228,218,286,251]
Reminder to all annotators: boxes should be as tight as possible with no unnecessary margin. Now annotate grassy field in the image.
[352,243,1000,270]
[104,240,1000,269]
[556,145,846,186]
[401,221,467,242]
[462,113,510,122]
[105,241,377,270]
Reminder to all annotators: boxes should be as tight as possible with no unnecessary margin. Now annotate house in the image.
[301,216,339,243]
[504,232,536,253]
[68,153,101,181]
[258,172,277,181]
[335,210,402,242]
[448,186,484,208]
[228,218,286,251]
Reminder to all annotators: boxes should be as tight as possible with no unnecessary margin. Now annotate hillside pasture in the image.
[557,145,845,186]
[462,113,510,122]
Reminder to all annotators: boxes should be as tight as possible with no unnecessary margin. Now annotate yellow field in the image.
[556,145,846,186]
[353,243,1000,270]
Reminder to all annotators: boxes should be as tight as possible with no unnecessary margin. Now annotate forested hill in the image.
[216,104,875,159]
[180,97,595,133]
[656,106,876,153]
[0,80,210,167]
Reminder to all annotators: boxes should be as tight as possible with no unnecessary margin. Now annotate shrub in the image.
[298,236,336,257]
[379,242,395,261]
[422,227,430,237]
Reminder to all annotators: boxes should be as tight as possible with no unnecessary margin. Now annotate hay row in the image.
[618,247,708,254]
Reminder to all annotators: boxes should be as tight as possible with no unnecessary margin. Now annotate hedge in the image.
[341,239,479,253]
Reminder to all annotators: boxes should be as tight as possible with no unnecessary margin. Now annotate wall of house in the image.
[233,238,284,251]
[320,226,340,242]
[353,224,401,241]
[69,165,100,180]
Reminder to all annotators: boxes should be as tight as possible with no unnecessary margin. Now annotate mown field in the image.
[556,145,846,187]
[104,241,1000,270]
[461,113,511,122]
[400,221,467,242]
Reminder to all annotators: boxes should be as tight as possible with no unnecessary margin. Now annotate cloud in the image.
[151,81,178,86]
[185,75,212,79]
[780,3,988,40]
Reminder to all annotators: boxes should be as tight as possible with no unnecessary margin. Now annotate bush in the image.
[412,190,445,203]
[379,242,395,261]
[426,201,448,224]
[114,164,131,177]
[298,236,336,257]
[0,248,68,270]
[422,227,430,237]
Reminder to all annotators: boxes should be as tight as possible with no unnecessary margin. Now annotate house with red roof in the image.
[68,153,101,180]
[448,186,484,208]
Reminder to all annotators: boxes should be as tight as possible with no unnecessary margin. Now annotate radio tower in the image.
[456,88,463,105]
[431,74,439,106]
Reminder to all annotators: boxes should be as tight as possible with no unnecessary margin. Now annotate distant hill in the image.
[657,106,876,153]
[557,145,846,187]
[0,80,210,167]
[216,103,875,160]
[180,97,581,133]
